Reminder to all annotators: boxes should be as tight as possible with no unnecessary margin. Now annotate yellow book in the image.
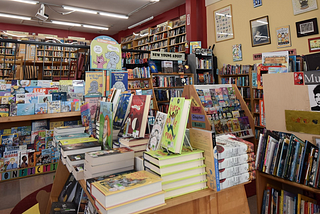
[92,171,162,209]
[59,137,97,145]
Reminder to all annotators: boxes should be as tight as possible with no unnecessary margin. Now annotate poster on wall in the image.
[250,16,271,47]
[213,4,234,42]
[232,44,242,61]
[291,0,318,15]
[90,36,122,70]
[262,51,289,73]
[253,0,262,8]
[307,74,320,111]
[276,25,292,48]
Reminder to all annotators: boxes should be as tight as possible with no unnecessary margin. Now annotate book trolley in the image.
[256,73,320,213]
[43,84,255,214]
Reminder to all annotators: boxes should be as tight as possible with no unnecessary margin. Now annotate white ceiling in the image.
[0,0,185,35]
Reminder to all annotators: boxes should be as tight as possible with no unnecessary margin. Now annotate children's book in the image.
[35,103,47,114]
[25,93,43,103]
[38,94,52,103]
[15,94,25,103]
[113,93,132,128]
[37,80,52,88]
[28,150,35,167]
[25,86,40,93]
[49,121,64,130]
[59,80,73,93]
[48,101,61,113]
[85,71,103,97]
[32,120,49,131]
[71,101,80,111]
[17,126,32,136]
[1,133,18,146]
[64,120,80,126]
[51,92,67,101]
[61,101,72,112]
[161,97,191,154]
[0,104,9,117]
[17,103,35,116]
[19,150,29,168]
[147,112,167,151]
[111,71,128,92]
[41,148,52,164]
[31,130,46,151]
[125,95,151,138]
[34,151,42,166]
[9,103,17,116]
[81,102,92,136]
[4,150,19,170]
[98,102,113,149]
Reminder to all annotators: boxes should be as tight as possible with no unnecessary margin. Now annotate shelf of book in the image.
[152,73,193,76]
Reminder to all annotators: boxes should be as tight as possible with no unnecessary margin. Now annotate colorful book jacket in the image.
[111,71,128,92]
[51,92,67,101]
[98,102,113,149]
[61,101,72,112]
[4,150,19,170]
[147,112,167,151]
[35,103,47,114]
[48,101,61,113]
[113,93,132,128]
[0,104,9,117]
[161,97,189,153]
[17,103,34,116]
[31,130,46,151]
[81,103,93,136]
[87,147,133,158]
[85,71,103,98]
[92,171,162,196]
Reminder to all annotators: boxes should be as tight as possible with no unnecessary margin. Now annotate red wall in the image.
[113,4,186,43]
[0,22,104,40]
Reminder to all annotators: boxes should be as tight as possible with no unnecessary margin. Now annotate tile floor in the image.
[0,173,258,214]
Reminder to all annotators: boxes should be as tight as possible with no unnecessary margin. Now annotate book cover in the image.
[85,71,103,98]
[49,121,63,130]
[38,94,52,103]
[34,151,42,166]
[113,93,132,128]
[41,148,52,164]
[9,103,17,116]
[48,101,61,113]
[92,171,161,196]
[98,101,113,149]
[111,71,128,92]
[60,141,100,152]
[161,97,191,154]
[147,112,167,151]
[81,102,93,136]
[51,92,67,101]
[31,130,46,151]
[61,101,72,112]
[71,101,80,111]
[17,103,34,116]
[64,120,80,126]
[1,133,18,146]
[24,93,41,104]
[35,103,47,114]
[32,120,49,131]
[37,80,52,88]
[4,150,19,170]
[0,104,9,117]
[125,95,151,138]
[15,94,26,103]
[86,147,133,158]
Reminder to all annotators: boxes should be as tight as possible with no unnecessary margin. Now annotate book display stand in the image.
[256,72,320,212]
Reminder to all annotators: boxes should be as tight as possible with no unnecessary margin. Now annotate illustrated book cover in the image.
[17,103,34,116]
[147,112,167,151]
[85,71,103,98]
[98,101,113,149]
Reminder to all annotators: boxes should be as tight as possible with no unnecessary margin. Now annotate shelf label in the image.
[191,106,201,113]
[150,51,185,61]
[192,122,206,128]
[192,114,205,121]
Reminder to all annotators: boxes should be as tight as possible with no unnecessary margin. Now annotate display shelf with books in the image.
[255,72,320,213]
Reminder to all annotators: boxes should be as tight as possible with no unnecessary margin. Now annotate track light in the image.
[62,6,97,14]
[128,16,153,29]
[11,0,38,5]
[0,13,31,20]
[51,20,81,27]
[83,25,108,30]
[99,12,128,19]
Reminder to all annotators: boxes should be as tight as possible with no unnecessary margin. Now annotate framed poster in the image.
[296,18,319,37]
[232,44,242,61]
[276,25,291,48]
[213,5,234,42]
[253,0,262,8]
[308,37,320,52]
[292,0,318,15]
[250,16,271,47]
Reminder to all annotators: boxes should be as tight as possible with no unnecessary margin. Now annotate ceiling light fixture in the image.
[99,12,128,19]
[150,0,160,2]
[62,6,97,14]
[51,20,81,27]
[128,16,153,29]
[2,31,27,37]
[83,25,108,30]
[11,0,38,5]
[0,13,31,20]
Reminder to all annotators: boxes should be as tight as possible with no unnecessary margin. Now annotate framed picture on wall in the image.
[308,37,320,52]
[213,4,234,43]
[253,0,262,8]
[250,16,271,47]
[292,0,318,15]
[276,25,292,48]
[296,18,319,37]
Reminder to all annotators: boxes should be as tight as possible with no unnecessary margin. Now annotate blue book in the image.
[99,102,113,149]
[31,120,49,131]
[41,148,52,164]
[51,92,67,101]
[24,86,41,93]
[35,103,48,114]
[61,101,72,112]
[111,71,128,92]
[64,120,79,126]
[289,138,301,181]
[30,80,38,86]
[17,103,34,116]
[113,93,132,128]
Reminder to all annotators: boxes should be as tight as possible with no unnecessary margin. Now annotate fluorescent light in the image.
[99,12,128,19]
[150,0,160,2]
[128,16,153,29]
[51,20,81,27]
[83,25,108,30]
[63,6,97,14]
[0,13,31,20]
[12,0,38,5]
[2,31,27,37]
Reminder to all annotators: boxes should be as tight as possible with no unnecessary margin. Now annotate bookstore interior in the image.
[0,0,320,213]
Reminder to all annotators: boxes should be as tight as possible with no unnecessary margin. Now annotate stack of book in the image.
[60,139,101,162]
[91,171,165,214]
[117,136,149,157]
[143,148,207,199]
[65,153,85,180]
[216,134,256,190]
[84,147,134,179]
[53,125,86,146]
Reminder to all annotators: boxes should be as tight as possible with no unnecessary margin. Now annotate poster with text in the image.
[213,5,234,42]
[308,84,320,111]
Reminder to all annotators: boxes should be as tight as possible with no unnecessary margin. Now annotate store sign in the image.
[150,51,185,61]
[304,71,320,85]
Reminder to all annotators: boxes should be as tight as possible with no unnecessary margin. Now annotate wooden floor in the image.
[0,172,257,214]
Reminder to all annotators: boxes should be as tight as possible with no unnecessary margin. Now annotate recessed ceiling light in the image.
[11,0,38,5]
[51,20,81,27]
[0,13,31,20]
[62,6,97,14]
[83,25,109,30]
[99,12,128,19]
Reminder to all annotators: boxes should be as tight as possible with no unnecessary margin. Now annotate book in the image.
[25,93,43,103]
[80,103,92,136]
[51,92,67,101]
[48,101,61,113]
[125,95,151,138]
[38,94,52,103]
[85,71,103,97]
[161,97,191,154]
[91,171,162,209]
[147,112,167,151]
[31,130,46,151]
[9,103,17,116]
[85,147,134,166]
[35,103,47,114]
[1,133,18,146]
[67,153,85,166]
[50,121,64,130]
[60,141,101,157]
[61,101,72,112]
[32,120,49,131]
[84,159,133,174]
[50,202,77,214]
[17,103,34,116]
[164,181,207,200]
[98,101,113,149]
[111,71,128,92]
[3,150,19,170]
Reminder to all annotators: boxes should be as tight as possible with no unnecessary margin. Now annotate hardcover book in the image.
[113,93,132,128]
[48,101,61,113]
[25,93,43,103]
[4,150,19,170]
[61,101,72,112]
[111,71,128,92]
[161,97,191,154]
[147,112,167,151]
[98,101,113,149]
[51,92,67,101]
[35,103,47,114]
[0,104,10,117]
[38,94,52,103]
[17,103,34,116]
[32,120,49,131]
[85,71,103,98]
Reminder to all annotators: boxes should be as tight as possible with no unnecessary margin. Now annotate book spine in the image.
[289,142,300,181]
